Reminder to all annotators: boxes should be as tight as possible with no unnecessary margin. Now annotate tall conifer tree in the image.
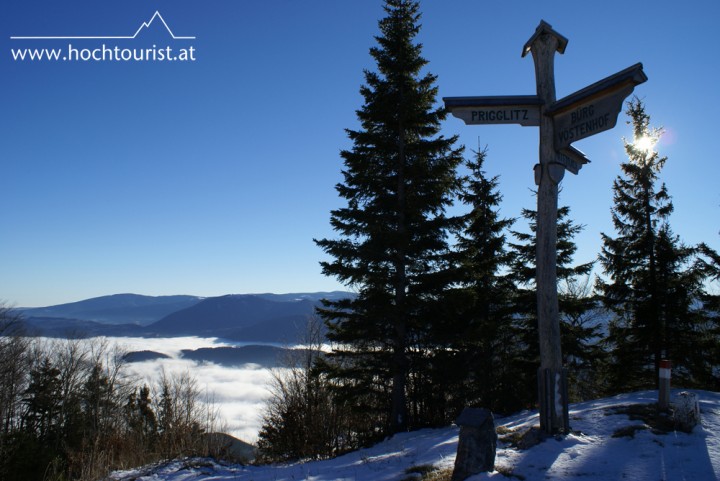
[597,97,707,390]
[315,0,463,435]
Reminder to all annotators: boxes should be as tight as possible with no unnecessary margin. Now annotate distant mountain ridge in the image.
[145,294,317,340]
[16,291,353,343]
[19,294,203,326]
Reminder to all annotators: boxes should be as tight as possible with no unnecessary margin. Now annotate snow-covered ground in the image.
[105,390,720,481]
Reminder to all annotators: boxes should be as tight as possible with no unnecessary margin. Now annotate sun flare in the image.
[634,135,657,155]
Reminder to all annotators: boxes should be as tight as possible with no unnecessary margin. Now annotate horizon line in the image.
[10,11,196,40]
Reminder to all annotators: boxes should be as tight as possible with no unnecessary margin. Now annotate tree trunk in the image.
[390,105,409,434]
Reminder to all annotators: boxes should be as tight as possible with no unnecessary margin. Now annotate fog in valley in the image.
[88,336,276,443]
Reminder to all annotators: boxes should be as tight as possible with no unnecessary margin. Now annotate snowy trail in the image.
[491,391,720,481]
[106,390,720,481]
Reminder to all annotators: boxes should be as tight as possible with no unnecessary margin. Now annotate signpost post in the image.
[444,21,647,434]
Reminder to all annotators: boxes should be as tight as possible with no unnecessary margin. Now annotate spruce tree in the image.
[437,147,517,414]
[315,0,463,435]
[597,97,707,390]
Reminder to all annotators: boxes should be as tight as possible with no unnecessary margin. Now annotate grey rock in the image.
[673,391,701,433]
[452,408,497,481]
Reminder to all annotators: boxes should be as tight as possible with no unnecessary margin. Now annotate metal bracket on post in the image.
[547,163,565,184]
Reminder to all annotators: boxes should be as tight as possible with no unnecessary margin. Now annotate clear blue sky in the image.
[2,0,718,307]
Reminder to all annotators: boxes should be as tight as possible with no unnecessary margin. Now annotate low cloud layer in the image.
[113,336,277,443]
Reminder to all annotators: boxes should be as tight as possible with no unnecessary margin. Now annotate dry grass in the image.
[496,425,514,436]
[495,464,526,480]
[497,425,547,450]
[402,464,452,481]
[606,403,676,437]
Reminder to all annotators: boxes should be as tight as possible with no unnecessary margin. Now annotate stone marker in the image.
[452,408,497,481]
[673,391,701,433]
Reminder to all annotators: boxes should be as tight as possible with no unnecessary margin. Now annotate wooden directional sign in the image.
[548,63,648,150]
[443,19,648,436]
[443,95,543,126]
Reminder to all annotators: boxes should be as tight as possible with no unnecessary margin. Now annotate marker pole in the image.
[659,359,671,410]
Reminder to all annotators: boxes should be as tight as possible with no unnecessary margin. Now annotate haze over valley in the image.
[14,292,350,442]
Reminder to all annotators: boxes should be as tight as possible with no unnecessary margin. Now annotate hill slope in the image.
[145,294,317,340]
[105,390,720,480]
[19,294,202,325]
[17,292,351,341]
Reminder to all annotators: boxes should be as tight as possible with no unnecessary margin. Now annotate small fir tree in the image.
[125,384,158,454]
[435,147,517,414]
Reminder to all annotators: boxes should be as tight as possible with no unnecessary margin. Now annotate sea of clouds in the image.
[104,336,278,443]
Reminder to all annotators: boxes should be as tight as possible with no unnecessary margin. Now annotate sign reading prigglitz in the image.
[444,95,542,127]
[459,106,540,126]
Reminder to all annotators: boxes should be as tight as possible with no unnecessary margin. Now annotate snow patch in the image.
[106,390,720,481]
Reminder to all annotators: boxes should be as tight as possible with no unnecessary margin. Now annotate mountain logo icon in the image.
[131,11,195,40]
[10,11,196,40]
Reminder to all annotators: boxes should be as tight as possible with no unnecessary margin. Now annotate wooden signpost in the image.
[444,21,647,434]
